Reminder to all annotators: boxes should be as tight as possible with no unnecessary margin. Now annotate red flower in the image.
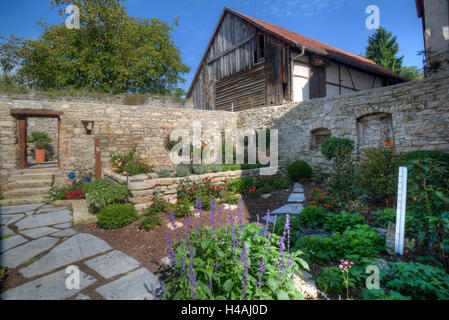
[155,184,159,187]
[189,189,194,193]
[223,180,227,184]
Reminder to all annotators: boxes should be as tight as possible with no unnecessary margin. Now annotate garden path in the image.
[0,203,162,300]
[262,182,305,223]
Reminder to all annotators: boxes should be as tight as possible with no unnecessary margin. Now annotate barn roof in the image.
[187,7,407,97]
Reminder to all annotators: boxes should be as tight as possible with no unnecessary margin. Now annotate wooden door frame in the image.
[10,109,63,169]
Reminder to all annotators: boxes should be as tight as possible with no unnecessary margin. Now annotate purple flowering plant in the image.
[163,202,309,300]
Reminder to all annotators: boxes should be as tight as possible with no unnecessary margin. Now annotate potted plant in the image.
[27,131,52,163]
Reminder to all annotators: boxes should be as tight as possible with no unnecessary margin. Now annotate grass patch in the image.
[122,94,148,105]
[0,234,12,240]
[21,257,40,267]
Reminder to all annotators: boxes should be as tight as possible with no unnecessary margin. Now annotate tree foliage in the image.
[0,0,189,96]
[365,27,403,73]
[398,66,423,80]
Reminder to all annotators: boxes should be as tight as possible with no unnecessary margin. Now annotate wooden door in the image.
[309,66,326,99]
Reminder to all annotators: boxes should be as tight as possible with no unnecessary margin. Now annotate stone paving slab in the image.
[0,234,28,253]
[51,228,78,238]
[53,223,72,229]
[21,226,60,239]
[95,268,161,300]
[75,293,92,300]
[20,233,112,278]
[288,193,306,203]
[36,206,69,214]
[292,183,304,193]
[1,237,59,268]
[85,250,140,279]
[0,225,14,236]
[0,214,25,226]
[272,204,304,215]
[0,203,43,215]
[1,269,96,300]
[16,210,72,230]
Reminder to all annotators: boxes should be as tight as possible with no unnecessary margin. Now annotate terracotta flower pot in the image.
[35,149,46,163]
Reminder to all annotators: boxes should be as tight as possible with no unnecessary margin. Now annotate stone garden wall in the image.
[104,168,266,211]
[0,99,236,185]
[1,72,448,186]
[238,72,449,171]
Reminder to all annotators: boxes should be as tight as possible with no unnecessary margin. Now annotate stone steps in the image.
[1,168,56,206]
[0,195,48,206]
[2,187,52,198]
[1,179,54,191]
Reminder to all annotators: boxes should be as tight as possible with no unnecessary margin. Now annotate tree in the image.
[365,27,403,73]
[398,66,423,80]
[0,0,190,95]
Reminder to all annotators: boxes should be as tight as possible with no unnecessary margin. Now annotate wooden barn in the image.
[186,7,407,111]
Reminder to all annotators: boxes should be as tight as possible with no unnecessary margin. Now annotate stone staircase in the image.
[0,168,57,206]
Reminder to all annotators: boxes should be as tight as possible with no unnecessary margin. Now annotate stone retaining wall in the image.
[104,168,269,210]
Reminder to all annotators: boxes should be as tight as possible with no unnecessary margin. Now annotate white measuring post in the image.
[395,166,408,255]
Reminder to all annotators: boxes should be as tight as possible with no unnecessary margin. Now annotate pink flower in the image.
[339,265,343,269]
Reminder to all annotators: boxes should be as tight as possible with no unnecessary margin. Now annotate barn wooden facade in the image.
[186,8,407,111]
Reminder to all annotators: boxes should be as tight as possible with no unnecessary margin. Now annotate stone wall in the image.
[104,168,265,211]
[1,73,448,186]
[0,101,236,185]
[237,73,449,170]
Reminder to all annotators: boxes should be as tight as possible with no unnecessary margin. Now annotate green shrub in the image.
[287,160,313,181]
[256,180,272,194]
[358,146,401,198]
[323,211,366,233]
[229,177,256,194]
[169,198,193,217]
[174,165,191,177]
[372,208,412,229]
[146,196,169,215]
[97,203,138,229]
[156,169,172,178]
[139,212,163,231]
[328,148,360,204]
[361,288,411,300]
[296,206,328,229]
[86,184,129,213]
[192,165,211,174]
[400,150,449,166]
[321,137,354,161]
[272,175,291,190]
[405,159,449,263]
[27,131,52,149]
[83,179,113,194]
[383,262,449,300]
[221,164,241,172]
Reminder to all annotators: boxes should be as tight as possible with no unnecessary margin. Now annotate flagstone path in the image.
[0,203,162,300]
[262,182,306,223]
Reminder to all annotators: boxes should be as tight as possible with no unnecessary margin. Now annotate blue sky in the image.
[0,0,424,92]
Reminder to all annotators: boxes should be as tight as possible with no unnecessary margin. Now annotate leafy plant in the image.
[83,179,113,194]
[358,146,401,199]
[165,216,309,300]
[295,225,384,264]
[0,266,8,283]
[321,137,354,161]
[296,206,328,229]
[27,131,52,149]
[406,159,449,265]
[272,175,291,190]
[164,134,183,151]
[223,192,241,205]
[86,184,129,213]
[383,262,449,300]
[139,212,163,231]
[323,211,366,233]
[97,203,139,229]
[400,150,449,166]
[307,185,336,210]
[361,288,411,300]
[287,160,313,181]
[169,198,193,218]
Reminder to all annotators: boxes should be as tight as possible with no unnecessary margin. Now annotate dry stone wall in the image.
[238,73,449,171]
[1,73,448,186]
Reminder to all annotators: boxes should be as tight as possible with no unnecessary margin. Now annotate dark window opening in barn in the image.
[309,66,326,99]
[254,33,265,64]
[311,128,331,150]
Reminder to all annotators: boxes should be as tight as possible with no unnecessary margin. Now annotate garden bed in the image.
[104,167,282,211]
